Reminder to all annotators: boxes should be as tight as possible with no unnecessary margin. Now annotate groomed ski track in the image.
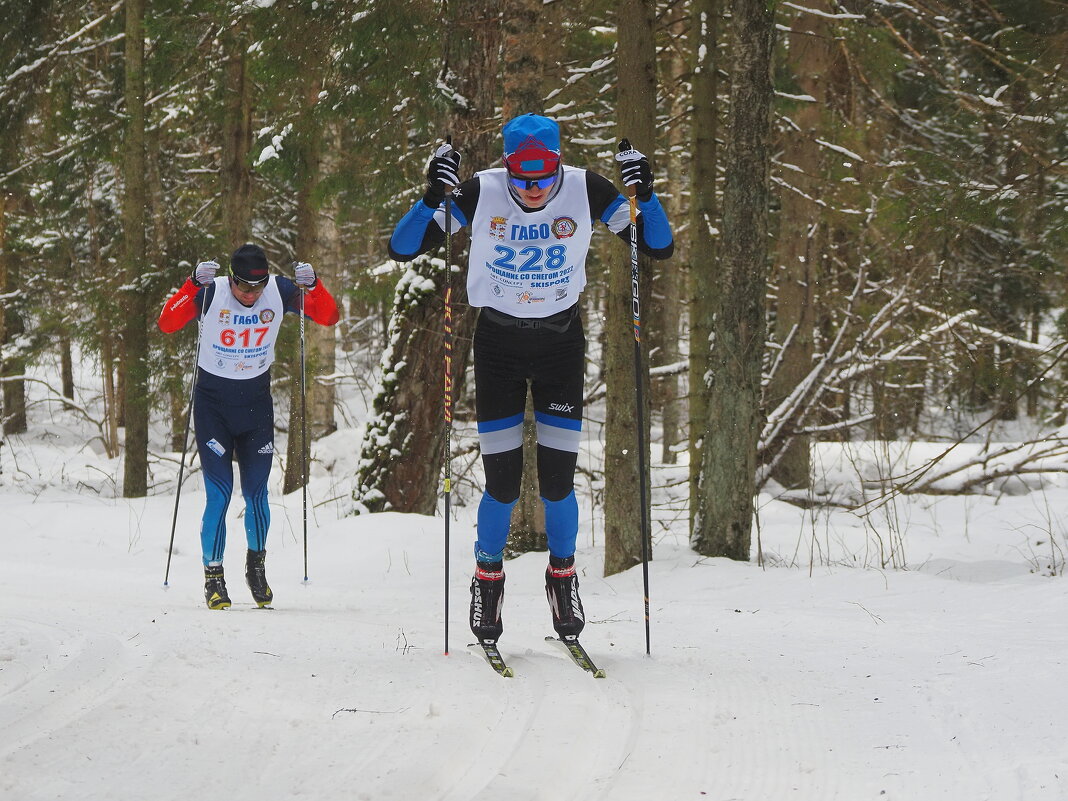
[2,506,1065,800]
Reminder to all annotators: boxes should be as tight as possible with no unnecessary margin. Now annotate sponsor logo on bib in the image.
[552,216,577,239]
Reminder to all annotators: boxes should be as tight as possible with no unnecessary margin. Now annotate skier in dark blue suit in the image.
[389,114,673,644]
[159,243,339,609]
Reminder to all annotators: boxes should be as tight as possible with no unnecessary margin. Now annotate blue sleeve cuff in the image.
[637,194,673,250]
[390,198,440,257]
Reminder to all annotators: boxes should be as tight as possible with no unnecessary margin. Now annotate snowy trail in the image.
[441,648,641,801]
[332,637,647,801]
[0,615,148,759]
[1,494,1067,800]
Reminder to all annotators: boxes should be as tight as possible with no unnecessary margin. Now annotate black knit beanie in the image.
[230,243,269,284]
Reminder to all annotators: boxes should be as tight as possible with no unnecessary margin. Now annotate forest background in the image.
[2,0,1067,577]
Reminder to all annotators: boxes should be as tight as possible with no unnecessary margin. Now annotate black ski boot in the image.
[470,561,505,643]
[545,555,585,638]
[204,564,231,610]
[245,549,273,608]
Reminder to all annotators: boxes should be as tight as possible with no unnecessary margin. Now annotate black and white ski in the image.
[470,639,515,677]
[545,635,606,678]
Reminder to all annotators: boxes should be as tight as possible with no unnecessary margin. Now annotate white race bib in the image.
[197,276,285,380]
[465,166,594,318]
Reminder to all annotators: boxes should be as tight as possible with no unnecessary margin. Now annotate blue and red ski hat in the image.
[230,243,269,284]
[502,113,561,176]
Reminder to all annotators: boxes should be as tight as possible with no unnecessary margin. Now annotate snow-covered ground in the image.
[2,360,1067,800]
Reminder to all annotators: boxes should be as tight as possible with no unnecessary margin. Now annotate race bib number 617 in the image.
[220,327,269,348]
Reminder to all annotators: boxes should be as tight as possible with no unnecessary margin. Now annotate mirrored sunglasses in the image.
[230,273,268,292]
[508,172,558,190]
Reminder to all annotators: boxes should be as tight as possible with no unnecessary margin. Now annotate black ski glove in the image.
[425,142,461,206]
[615,140,654,202]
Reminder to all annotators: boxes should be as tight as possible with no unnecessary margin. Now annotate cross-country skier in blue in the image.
[388,114,673,644]
[158,243,339,609]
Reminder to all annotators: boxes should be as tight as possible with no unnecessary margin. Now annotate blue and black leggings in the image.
[473,307,585,563]
[193,384,274,565]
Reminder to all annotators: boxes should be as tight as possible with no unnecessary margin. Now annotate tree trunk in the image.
[656,7,689,466]
[605,0,657,577]
[0,2,52,436]
[284,71,325,496]
[285,125,339,477]
[688,0,720,536]
[352,2,501,515]
[101,334,119,459]
[502,0,553,116]
[765,1,838,490]
[0,251,27,435]
[504,390,547,559]
[87,177,120,458]
[352,261,452,513]
[312,121,342,436]
[170,366,188,454]
[121,0,149,498]
[691,0,774,560]
[0,195,26,434]
[221,22,253,250]
[59,329,74,401]
[501,0,557,556]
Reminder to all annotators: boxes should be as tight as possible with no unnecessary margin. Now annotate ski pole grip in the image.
[618,138,637,199]
[444,133,456,195]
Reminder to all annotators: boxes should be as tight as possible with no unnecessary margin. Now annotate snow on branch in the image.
[815,139,865,163]
[0,375,111,445]
[834,308,978,383]
[909,301,1056,355]
[781,2,866,20]
[435,69,470,111]
[853,339,1068,510]
[759,261,877,483]
[650,360,687,378]
[902,436,1068,495]
[3,73,207,184]
[1,2,123,92]
[545,56,614,101]
[775,91,818,103]
[757,252,1068,496]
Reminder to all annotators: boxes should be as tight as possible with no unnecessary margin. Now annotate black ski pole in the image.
[443,134,454,656]
[300,273,309,582]
[620,138,653,655]
[164,289,205,587]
